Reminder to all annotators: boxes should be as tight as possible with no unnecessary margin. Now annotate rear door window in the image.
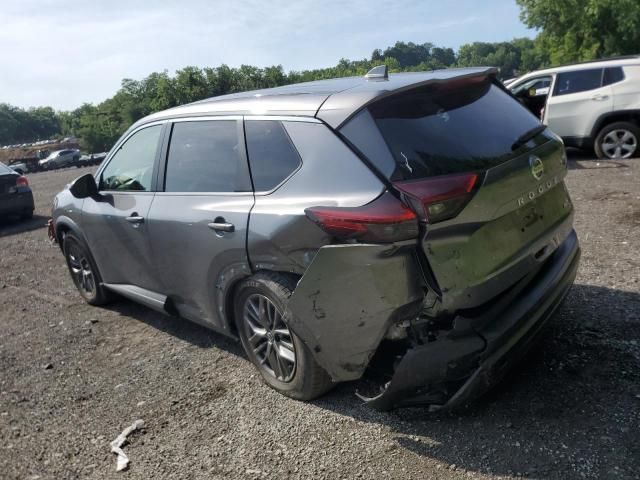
[359,77,543,180]
[553,68,603,96]
[245,120,301,191]
[164,120,251,193]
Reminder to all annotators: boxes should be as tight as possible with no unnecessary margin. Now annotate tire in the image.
[21,209,33,220]
[234,272,333,401]
[63,233,113,305]
[594,121,640,160]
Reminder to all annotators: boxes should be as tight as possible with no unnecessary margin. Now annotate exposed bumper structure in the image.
[363,229,581,410]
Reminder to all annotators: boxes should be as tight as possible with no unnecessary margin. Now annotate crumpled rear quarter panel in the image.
[285,243,425,381]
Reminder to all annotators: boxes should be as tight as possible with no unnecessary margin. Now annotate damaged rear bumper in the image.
[362,229,581,411]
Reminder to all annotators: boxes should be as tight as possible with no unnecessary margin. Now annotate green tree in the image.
[456,38,547,77]
[517,0,640,64]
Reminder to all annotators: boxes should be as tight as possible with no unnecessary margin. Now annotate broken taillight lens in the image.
[394,173,478,223]
[305,192,419,243]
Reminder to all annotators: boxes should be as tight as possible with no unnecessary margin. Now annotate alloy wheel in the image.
[67,245,95,296]
[242,294,296,382]
[601,129,637,159]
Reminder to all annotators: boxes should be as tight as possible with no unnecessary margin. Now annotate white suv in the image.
[508,56,640,159]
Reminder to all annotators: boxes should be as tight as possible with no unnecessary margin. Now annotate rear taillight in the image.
[305,192,419,243]
[16,176,29,188]
[394,173,478,223]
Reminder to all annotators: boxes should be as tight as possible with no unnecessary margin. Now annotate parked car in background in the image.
[8,161,29,175]
[0,162,34,219]
[76,155,92,168]
[76,152,108,168]
[51,66,579,410]
[39,149,80,170]
[508,55,640,159]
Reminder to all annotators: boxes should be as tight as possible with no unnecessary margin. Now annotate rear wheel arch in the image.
[232,270,332,400]
[594,120,640,159]
[225,269,301,335]
[591,110,640,140]
[223,276,248,336]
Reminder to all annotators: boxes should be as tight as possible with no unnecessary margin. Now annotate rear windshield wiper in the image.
[511,125,547,151]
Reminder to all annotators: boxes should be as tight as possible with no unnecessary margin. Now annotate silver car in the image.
[50,66,580,410]
[39,149,80,170]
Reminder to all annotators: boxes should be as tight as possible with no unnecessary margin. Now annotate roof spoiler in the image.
[365,65,388,81]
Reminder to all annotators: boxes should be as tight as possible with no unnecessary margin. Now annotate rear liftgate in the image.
[286,73,579,410]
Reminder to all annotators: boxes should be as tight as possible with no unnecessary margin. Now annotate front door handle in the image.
[591,94,609,101]
[208,222,235,233]
[126,214,145,224]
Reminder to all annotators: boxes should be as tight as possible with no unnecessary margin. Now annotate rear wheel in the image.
[594,121,640,160]
[63,233,112,305]
[234,272,333,400]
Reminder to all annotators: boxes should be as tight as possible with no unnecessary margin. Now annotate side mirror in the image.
[69,173,99,199]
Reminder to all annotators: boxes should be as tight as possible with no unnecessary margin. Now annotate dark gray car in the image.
[0,162,34,219]
[50,66,580,410]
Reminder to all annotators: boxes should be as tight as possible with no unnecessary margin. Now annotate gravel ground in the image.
[1,152,639,480]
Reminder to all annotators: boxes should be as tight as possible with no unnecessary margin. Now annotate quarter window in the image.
[553,69,603,96]
[603,67,625,86]
[165,120,250,193]
[99,125,162,191]
[245,120,301,191]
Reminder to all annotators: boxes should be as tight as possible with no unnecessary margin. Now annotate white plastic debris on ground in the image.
[110,419,144,471]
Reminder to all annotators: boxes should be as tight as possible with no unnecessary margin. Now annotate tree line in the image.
[2,0,638,152]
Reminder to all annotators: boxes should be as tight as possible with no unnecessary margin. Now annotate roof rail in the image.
[564,54,640,67]
[365,65,388,81]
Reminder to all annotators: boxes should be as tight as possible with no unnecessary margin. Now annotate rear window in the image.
[358,78,542,180]
[0,163,12,174]
[165,120,251,193]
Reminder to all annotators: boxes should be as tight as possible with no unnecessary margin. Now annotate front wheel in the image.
[234,272,333,401]
[63,233,113,305]
[594,121,640,160]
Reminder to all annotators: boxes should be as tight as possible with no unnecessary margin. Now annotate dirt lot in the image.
[1,153,639,480]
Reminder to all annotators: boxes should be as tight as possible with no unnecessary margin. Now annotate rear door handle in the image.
[591,94,609,101]
[208,222,235,232]
[125,215,145,224]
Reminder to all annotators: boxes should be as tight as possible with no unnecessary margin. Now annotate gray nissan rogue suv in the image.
[50,66,580,410]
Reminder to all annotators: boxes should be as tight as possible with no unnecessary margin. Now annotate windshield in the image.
[365,78,544,180]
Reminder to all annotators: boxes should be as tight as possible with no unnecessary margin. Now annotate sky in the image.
[0,0,533,111]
